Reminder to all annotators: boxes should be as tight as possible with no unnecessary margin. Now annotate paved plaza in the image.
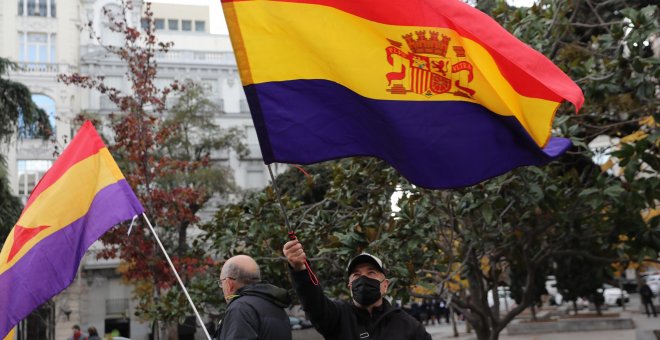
[426,293,659,340]
[293,293,659,340]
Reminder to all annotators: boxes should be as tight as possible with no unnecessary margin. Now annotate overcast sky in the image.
[150,0,537,35]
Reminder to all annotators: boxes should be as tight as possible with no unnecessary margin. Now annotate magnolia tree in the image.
[59,1,245,337]
[201,1,658,340]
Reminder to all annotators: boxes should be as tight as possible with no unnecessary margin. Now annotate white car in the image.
[600,284,629,306]
[487,287,516,311]
[545,276,564,305]
[644,275,660,296]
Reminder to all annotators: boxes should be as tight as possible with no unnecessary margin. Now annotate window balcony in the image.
[15,62,71,75]
[106,298,129,316]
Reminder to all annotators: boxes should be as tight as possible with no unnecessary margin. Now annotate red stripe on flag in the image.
[7,225,51,262]
[24,122,106,210]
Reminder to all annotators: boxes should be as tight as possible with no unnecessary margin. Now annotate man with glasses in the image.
[214,255,292,340]
[283,240,431,340]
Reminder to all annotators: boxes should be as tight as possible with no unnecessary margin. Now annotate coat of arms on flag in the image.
[386,31,475,98]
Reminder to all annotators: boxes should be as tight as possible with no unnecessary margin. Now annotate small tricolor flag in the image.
[222,0,584,189]
[0,121,144,338]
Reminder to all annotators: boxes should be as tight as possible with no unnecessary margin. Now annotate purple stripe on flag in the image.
[245,79,571,189]
[0,180,143,337]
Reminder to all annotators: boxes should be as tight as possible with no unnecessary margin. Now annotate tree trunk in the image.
[572,300,578,315]
[166,323,178,340]
[472,323,490,340]
[178,224,187,258]
[619,280,626,311]
[531,304,537,321]
[467,315,503,340]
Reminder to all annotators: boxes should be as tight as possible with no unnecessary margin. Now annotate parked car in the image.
[545,276,563,305]
[599,284,629,306]
[289,316,313,330]
[487,287,516,311]
[644,274,660,296]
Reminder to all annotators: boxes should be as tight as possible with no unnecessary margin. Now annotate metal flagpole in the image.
[267,164,294,233]
[141,213,213,340]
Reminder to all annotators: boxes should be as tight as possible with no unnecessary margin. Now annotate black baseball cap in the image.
[346,253,385,276]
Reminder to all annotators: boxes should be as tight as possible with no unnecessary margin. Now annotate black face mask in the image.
[351,276,383,306]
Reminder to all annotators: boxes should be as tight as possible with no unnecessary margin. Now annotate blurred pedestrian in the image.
[438,297,450,323]
[410,301,422,322]
[283,239,431,339]
[421,299,432,325]
[87,326,101,340]
[68,325,87,340]
[214,255,292,340]
[430,298,440,325]
[640,280,657,317]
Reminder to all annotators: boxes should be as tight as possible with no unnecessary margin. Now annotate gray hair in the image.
[223,262,261,285]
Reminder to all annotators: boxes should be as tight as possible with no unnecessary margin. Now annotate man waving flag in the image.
[222,0,584,189]
[0,121,144,338]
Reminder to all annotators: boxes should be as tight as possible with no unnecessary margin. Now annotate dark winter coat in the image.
[640,284,654,302]
[215,283,292,340]
[290,268,432,340]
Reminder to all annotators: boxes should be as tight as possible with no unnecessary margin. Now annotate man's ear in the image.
[226,280,236,295]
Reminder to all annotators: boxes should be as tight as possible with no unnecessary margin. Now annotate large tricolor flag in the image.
[0,121,144,338]
[222,0,584,189]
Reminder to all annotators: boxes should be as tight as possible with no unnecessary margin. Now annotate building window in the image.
[104,318,130,339]
[17,159,53,198]
[19,32,56,64]
[140,18,149,30]
[154,18,165,30]
[28,33,48,62]
[18,0,56,17]
[195,21,205,32]
[50,34,55,62]
[245,165,265,189]
[168,19,178,31]
[181,20,191,31]
[32,94,57,134]
[105,299,129,316]
[18,94,56,138]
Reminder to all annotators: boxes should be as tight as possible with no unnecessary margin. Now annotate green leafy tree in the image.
[0,57,52,240]
[555,256,607,315]
[0,58,52,143]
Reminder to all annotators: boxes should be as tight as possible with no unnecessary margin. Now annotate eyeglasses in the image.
[217,277,235,287]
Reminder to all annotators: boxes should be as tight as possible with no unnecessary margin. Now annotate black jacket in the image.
[215,283,292,340]
[640,284,654,302]
[291,268,431,340]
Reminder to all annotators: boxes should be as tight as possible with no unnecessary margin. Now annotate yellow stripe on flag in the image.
[227,1,559,146]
